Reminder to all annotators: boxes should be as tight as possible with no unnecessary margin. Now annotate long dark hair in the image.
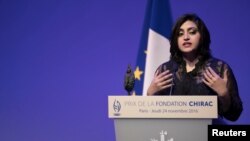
[170,13,211,63]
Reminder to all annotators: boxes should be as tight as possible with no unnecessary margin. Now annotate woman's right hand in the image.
[147,70,173,96]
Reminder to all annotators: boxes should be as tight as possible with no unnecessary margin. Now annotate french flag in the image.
[134,0,173,96]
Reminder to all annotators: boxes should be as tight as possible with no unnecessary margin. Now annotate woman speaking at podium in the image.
[147,13,243,122]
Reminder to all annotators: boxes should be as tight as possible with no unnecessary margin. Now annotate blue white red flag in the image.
[134,0,173,96]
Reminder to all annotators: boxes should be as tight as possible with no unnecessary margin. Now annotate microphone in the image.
[161,61,178,96]
[169,62,178,95]
[169,78,174,96]
[124,64,135,95]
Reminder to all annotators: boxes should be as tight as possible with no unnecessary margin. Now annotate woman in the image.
[147,13,243,122]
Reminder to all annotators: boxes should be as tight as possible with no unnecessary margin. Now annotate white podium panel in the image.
[108,96,218,141]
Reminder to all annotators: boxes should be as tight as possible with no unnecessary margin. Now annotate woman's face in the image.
[177,20,201,55]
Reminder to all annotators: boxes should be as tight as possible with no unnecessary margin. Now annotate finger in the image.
[205,68,215,80]
[207,67,218,77]
[157,70,170,79]
[202,78,211,86]
[158,70,170,78]
[222,69,228,81]
[161,73,173,81]
[203,71,213,83]
[154,69,160,77]
[159,78,173,86]
[156,74,172,85]
[161,83,173,90]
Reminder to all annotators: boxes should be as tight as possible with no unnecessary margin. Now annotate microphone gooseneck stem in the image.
[169,78,174,96]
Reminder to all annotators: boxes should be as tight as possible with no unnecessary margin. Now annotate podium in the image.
[108,96,218,141]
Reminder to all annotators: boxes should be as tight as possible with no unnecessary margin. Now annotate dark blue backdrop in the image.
[0,0,249,140]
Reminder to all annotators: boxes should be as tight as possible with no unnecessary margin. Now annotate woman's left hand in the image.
[202,67,228,97]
